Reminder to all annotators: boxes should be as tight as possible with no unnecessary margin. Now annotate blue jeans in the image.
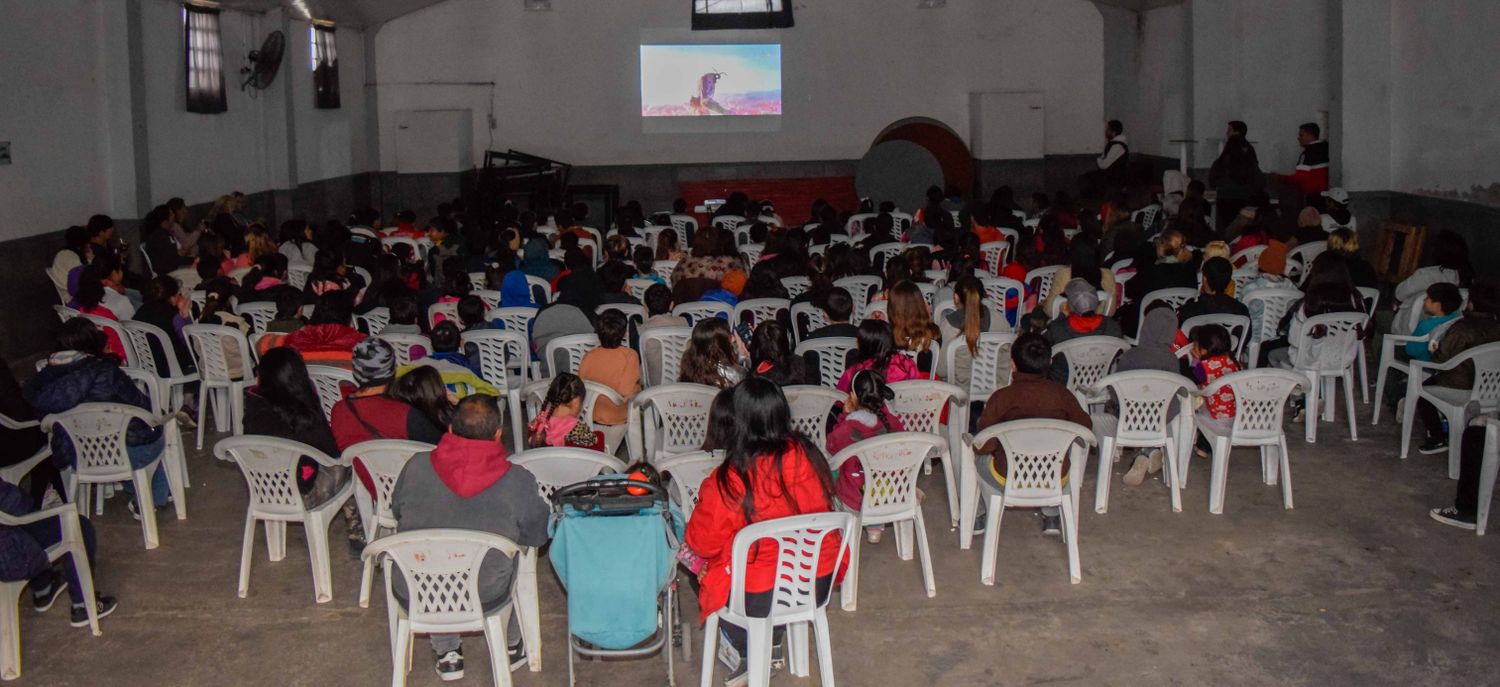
[26,516,97,606]
[125,434,171,506]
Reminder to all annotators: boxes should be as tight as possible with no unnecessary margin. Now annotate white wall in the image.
[0,0,113,241]
[1389,0,1500,202]
[374,0,1105,169]
[0,0,373,243]
[1099,3,1189,160]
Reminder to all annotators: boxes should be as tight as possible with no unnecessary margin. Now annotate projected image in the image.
[640,44,782,117]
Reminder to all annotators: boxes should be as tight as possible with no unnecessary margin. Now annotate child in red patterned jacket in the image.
[1190,324,1239,456]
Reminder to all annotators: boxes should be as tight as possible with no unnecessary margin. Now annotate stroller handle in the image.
[552,476,669,515]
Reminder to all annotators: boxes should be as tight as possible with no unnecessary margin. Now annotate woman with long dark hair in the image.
[679,318,746,389]
[748,320,805,385]
[242,347,349,507]
[389,365,455,430]
[836,319,919,392]
[682,378,843,682]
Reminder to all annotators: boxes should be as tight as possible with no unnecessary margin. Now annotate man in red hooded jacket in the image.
[389,395,550,681]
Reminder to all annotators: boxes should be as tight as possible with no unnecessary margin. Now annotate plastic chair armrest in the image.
[0,504,77,527]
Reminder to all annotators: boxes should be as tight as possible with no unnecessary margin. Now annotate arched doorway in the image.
[873,118,975,197]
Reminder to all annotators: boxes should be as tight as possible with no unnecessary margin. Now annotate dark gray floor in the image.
[12,415,1500,686]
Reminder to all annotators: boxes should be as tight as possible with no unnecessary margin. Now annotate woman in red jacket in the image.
[683,378,845,682]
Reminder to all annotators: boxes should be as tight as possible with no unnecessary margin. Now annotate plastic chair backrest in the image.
[1231,267,1260,295]
[472,289,502,311]
[625,278,656,302]
[784,386,844,450]
[889,212,914,231]
[789,302,831,343]
[1053,336,1130,393]
[1025,266,1064,302]
[634,384,718,459]
[741,243,765,265]
[734,298,790,330]
[859,301,887,324]
[358,307,391,336]
[596,303,646,328]
[522,379,623,431]
[833,276,881,313]
[640,326,692,386]
[364,530,519,632]
[377,333,431,366]
[979,277,1025,327]
[488,306,537,335]
[214,435,337,518]
[525,275,553,304]
[658,451,723,519]
[1093,371,1193,442]
[914,282,938,311]
[1231,244,1267,268]
[781,277,811,299]
[979,241,1008,273]
[122,319,189,380]
[653,259,678,284]
[78,314,141,369]
[340,439,431,524]
[972,419,1095,504]
[887,380,964,436]
[462,329,528,390]
[1448,342,1500,407]
[726,512,854,619]
[712,215,745,232]
[1140,287,1198,316]
[1180,313,1252,361]
[306,365,355,422]
[543,333,600,377]
[182,324,251,383]
[795,337,857,388]
[235,302,277,333]
[1199,369,1304,441]
[510,448,627,499]
[673,301,732,326]
[668,215,696,246]
[1286,241,1328,280]
[1356,286,1380,322]
[427,301,460,329]
[869,242,906,270]
[41,403,149,481]
[829,433,943,519]
[1243,289,1302,337]
[844,213,876,236]
[944,332,1016,401]
[1289,312,1365,372]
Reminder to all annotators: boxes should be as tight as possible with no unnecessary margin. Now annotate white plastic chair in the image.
[286,263,312,289]
[0,413,50,486]
[795,337,857,389]
[653,259,678,284]
[843,213,876,236]
[1052,336,1130,396]
[858,300,887,324]
[890,211,914,231]
[640,325,692,387]
[1230,245,1267,268]
[1090,371,1195,514]
[426,301,460,329]
[0,505,101,680]
[979,277,1025,328]
[979,241,1009,273]
[656,451,723,520]
[1372,316,1462,425]
[463,329,530,452]
[306,365,355,422]
[781,277,811,299]
[969,419,1095,584]
[626,384,718,467]
[1136,287,1197,332]
[1242,289,1303,368]
[362,530,523,687]
[215,435,355,604]
[227,266,254,284]
[741,243,765,265]
[235,301,278,333]
[887,381,968,528]
[1194,369,1305,514]
[522,380,628,454]
[543,333,599,377]
[78,314,144,370]
[1025,266,1064,304]
[711,215,745,233]
[596,303,646,327]
[1400,342,1500,478]
[943,332,1016,403]
[1179,313,1252,364]
[829,433,943,610]
[833,276,881,315]
[625,278,657,302]
[700,512,854,687]
[121,319,200,416]
[789,302,831,344]
[868,242,906,270]
[1231,267,1260,295]
[358,307,392,336]
[1285,241,1327,283]
[182,324,253,450]
[488,307,538,336]
[784,386,844,451]
[667,215,697,247]
[1355,286,1381,403]
[510,447,626,498]
[672,301,732,327]
[733,298,789,331]
[520,274,551,305]
[53,305,80,323]
[378,333,431,366]
[340,439,433,609]
[1284,312,1365,443]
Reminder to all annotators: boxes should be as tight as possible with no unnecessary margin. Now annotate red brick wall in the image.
[678,176,859,224]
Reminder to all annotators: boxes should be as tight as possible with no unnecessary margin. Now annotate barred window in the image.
[311,24,340,109]
[184,4,227,114]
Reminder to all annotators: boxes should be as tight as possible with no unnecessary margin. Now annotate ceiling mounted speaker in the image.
[524,0,551,9]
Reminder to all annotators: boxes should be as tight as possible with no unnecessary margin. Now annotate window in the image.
[692,0,793,30]
[311,25,340,109]
[184,4,227,114]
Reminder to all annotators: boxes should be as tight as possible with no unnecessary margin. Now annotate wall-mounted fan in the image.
[240,30,285,91]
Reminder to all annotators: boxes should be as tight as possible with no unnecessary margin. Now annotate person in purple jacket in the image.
[0,478,116,627]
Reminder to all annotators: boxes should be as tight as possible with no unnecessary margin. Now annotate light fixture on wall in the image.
[524,0,552,10]
[918,0,946,7]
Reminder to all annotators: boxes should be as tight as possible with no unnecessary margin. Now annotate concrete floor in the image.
[11,414,1500,686]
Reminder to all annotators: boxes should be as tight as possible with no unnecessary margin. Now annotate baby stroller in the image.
[550,476,689,686]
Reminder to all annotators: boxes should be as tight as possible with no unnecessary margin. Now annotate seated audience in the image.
[1044,278,1125,383]
[806,288,859,340]
[829,369,905,543]
[389,395,548,679]
[382,295,423,335]
[526,373,603,450]
[837,320,920,392]
[1177,257,1250,323]
[282,291,366,365]
[747,321,805,385]
[241,348,349,508]
[680,318,747,389]
[1410,282,1500,456]
[265,289,307,334]
[1188,324,1240,456]
[577,310,641,428]
[0,476,117,626]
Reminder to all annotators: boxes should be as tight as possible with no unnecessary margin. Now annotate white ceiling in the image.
[209,0,450,28]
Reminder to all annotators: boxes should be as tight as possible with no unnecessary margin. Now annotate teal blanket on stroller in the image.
[550,503,679,650]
